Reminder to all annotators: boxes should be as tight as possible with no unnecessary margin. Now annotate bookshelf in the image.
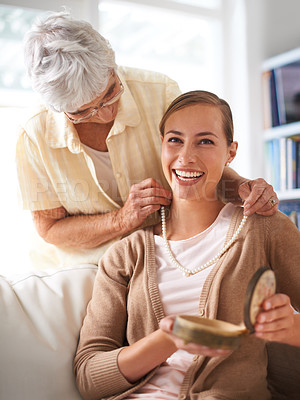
[262,48,300,228]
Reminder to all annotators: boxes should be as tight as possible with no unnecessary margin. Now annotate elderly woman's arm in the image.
[34,169,278,249]
[220,166,278,216]
[32,178,171,249]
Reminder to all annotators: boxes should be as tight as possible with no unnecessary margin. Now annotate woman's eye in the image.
[168,137,182,143]
[199,138,214,145]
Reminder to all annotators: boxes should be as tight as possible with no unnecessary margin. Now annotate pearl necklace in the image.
[160,206,247,277]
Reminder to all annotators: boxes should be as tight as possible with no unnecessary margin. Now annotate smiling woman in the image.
[161,105,237,204]
[159,91,237,211]
[74,91,300,400]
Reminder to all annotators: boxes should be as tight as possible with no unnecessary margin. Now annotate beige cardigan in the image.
[74,207,300,400]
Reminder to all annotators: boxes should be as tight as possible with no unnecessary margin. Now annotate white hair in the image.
[24,11,117,112]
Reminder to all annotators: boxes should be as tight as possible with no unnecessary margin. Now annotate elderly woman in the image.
[74,90,300,400]
[17,11,278,270]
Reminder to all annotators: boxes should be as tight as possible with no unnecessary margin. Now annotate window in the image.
[1,0,229,276]
[98,0,223,94]
[0,5,44,275]
[170,0,221,9]
[0,5,43,106]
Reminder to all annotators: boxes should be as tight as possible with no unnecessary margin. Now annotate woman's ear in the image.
[226,141,238,165]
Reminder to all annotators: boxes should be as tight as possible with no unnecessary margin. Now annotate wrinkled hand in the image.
[160,316,231,357]
[117,178,172,233]
[239,178,278,216]
[254,293,295,344]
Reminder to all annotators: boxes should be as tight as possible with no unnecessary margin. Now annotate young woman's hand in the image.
[159,316,232,357]
[254,293,300,346]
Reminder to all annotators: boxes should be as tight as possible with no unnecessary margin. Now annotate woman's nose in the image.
[178,145,196,163]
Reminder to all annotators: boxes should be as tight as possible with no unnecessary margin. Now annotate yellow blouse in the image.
[16,66,181,269]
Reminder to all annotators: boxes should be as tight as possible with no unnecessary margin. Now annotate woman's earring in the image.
[226,162,230,167]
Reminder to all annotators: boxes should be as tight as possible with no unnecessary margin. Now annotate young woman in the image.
[74,91,300,400]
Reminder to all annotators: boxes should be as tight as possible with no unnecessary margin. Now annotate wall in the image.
[261,0,300,59]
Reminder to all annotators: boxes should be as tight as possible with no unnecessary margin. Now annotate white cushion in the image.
[0,265,97,400]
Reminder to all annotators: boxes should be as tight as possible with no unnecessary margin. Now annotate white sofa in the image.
[0,265,97,400]
[1,264,299,400]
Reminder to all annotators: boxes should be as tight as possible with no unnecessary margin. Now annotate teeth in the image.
[175,170,203,179]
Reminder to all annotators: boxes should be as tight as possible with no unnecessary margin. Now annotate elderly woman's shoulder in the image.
[17,105,63,143]
[118,65,178,85]
[18,104,48,124]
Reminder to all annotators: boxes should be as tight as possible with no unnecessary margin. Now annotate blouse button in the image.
[115,173,121,178]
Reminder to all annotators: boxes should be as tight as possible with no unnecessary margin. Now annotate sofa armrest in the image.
[0,265,97,400]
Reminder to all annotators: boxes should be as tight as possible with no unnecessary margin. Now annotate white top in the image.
[125,203,236,400]
[82,144,122,206]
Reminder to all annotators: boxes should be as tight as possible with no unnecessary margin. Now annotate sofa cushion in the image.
[0,265,97,400]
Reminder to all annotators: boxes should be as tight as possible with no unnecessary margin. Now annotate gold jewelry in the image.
[269,199,276,207]
[160,206,247,277]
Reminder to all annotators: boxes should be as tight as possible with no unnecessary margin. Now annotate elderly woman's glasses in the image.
[65,74,124,124]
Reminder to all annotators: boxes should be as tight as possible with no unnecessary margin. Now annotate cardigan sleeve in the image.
[73,237,134,400]
[74,231,157,400]
[267,211,300,312]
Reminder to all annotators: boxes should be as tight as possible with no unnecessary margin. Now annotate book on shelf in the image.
[273,138,281,190]
[264,136,300,191]
[262,60,300,128]
[262,71,272,129]
[286,138,295,190]
[270,69,280,127]
[275,61,300,125]
[279,137,287,191]
[279,200,300,230]
[297,140,300,188]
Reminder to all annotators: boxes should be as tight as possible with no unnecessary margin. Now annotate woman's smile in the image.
[173,169,205,185]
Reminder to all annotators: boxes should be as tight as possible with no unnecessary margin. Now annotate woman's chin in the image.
[172,186,218,203]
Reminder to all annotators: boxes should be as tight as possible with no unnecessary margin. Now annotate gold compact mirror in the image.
[172,267,276,350]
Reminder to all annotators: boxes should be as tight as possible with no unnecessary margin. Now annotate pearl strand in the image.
[160,206,248,278]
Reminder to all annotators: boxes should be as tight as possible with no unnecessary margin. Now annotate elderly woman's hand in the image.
[239,178,278,216]
[254,293,299,345]
[159,316,232,357]
[117,178,172,234]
